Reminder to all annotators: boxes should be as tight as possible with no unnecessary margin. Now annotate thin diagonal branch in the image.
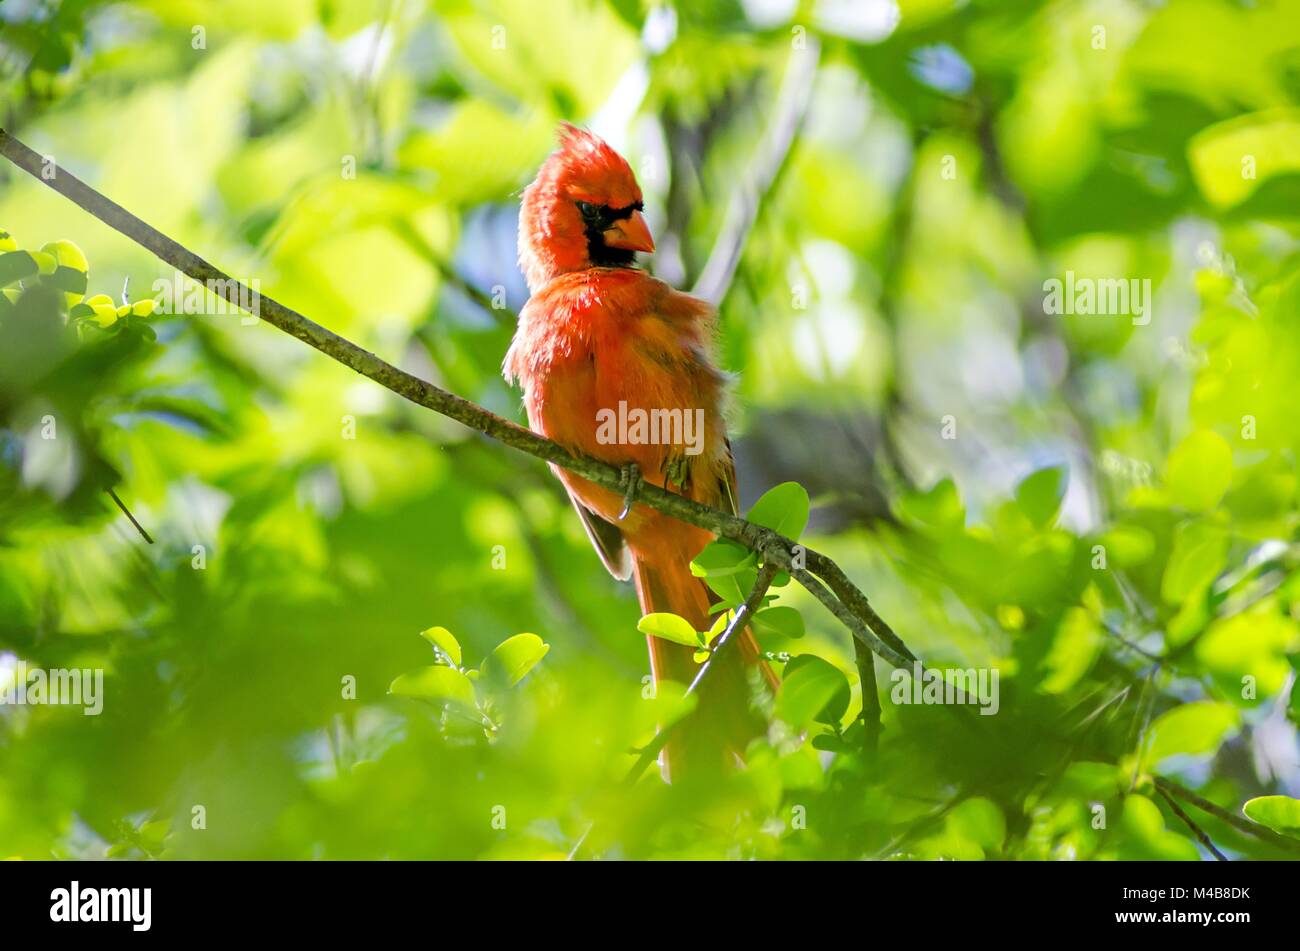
[1153,776,1300,856]
[105,487,154,544]
[1154,781,1228,861]
[790,567,913,670]
[0,126,916,681]
[802,553,914,663]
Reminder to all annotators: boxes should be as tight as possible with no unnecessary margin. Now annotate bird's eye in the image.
[576,201,600,220]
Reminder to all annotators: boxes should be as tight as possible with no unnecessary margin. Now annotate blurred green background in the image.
[1,0,1299,860]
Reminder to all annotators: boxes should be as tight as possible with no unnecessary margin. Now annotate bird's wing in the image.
[568,491,633,581]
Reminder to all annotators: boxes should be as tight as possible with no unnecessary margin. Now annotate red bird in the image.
[505,124,775,778]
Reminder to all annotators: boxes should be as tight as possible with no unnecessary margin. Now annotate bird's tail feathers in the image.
[633,549,774,781]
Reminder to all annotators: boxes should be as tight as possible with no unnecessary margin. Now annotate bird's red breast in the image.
[504,267,732,526]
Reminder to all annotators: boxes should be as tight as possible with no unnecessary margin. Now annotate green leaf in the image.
[39,239,87,274]
[703,565,758,606]
[1119,795,1199,861]
[138,820,170,850]
[46,265,88,296]
[811,732,849,753]
[29,250,56,275]
[1165,430,1232,512]
[1195,607,1299,705]
[1160,521,1227,606]
[1097,524,1155,567]
[1143,701,1239,769]
[637,612,702,647]
[0,250,38,287]
[1061,761,1123,800]
[1242,795,1300,837]
[1189,110,1300,209]
[703,610,729,647]
[1015,465,1068,528]
[483,632,550,686]
[752,605,805,640]
[418,625,462,666]
[389,665,476,706]
[777,654,850,728]
[689,538,756,577]
[948,798,1006,851]
[746,482,810,539]
[897,478,964,530]
[1039,606,1101,694]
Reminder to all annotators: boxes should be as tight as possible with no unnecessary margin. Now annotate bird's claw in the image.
[617,463,642,521]
[664,455,689,489]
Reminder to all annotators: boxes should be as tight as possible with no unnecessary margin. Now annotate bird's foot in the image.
[664,455,689,490]
[617,463,642,521]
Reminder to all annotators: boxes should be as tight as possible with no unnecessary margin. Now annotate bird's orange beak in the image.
[602,210,655,254]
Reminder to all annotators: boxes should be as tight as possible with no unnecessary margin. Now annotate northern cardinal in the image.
[505,124,776,778]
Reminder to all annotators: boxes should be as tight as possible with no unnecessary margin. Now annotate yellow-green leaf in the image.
[483,632,549,686]
[418,625,462,666]
[753,605,805,640]
[389,665,475,706]
[1165,430,1232,512]
[1242,795,1300,837]
[637,612,701,647]
[778,654,850,728]
[689,538,756,577]
[1143,701,1239,769]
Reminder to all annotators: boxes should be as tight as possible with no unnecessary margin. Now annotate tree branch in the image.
[105,487,154,544]
[0,125,916,685]
[1153,776,1300,856]
[1153,780,1228,861]
[854,638,881,753]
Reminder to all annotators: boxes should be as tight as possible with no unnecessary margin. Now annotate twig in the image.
[803,555,915,664]
[1154,781,1228,861]
[623,561,780,785]
[105,487,154,544]
[1126,664,1160,791]
[853,637,880,753]
[1152,776,1300,856]
[0,126,916,678]
[1100,619,1162,663]
[692,38,820,306]
[790,567,913,670]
